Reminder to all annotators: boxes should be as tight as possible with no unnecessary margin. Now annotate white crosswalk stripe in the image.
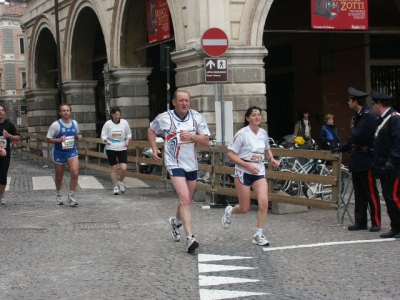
[198,254,268,299]
[6,177,10,191]
[33,176,56,190]
[78,176,105,189]
[6,176,148,191]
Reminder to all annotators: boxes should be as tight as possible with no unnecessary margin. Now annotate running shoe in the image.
[56,195,63,205]
[252,234,269,246]
[118,181,126,193]
[0,195,5,204]
[169,217,182,241]
[186,235,199,253]
[68,194,78,206]
[221,205,233,229]
[113,186,119,195]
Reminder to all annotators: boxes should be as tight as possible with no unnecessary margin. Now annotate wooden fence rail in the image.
[13,134,344,214]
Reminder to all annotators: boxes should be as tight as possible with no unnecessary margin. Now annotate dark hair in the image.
[353,97,366,106]
[0,104,5,112]
[59,104,71,112]
[243,106,262,127]
[110,106,121,115]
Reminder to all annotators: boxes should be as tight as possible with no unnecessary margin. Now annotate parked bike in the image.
[139,137,164,174]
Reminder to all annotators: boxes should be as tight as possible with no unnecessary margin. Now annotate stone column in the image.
[63,81,97,137]
[171,47,268,137]
[25,89,58,134]
[109,68,152,140]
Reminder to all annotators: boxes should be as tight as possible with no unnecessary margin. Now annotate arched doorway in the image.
[70,6,107,128]
[120,0,176,121]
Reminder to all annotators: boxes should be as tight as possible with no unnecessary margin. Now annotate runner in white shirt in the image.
[101,106,132,195]
[222,106,280,246]
[148,90,210,253]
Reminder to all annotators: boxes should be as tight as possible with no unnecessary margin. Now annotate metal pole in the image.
[221,84,225,146]
[54,0,64,105]
[166,46,170,111]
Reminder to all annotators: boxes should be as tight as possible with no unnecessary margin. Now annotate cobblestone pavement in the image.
[0,158,399,300]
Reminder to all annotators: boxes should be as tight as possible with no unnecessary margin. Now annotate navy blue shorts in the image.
[233,170,265,186]
[168,168,198,181]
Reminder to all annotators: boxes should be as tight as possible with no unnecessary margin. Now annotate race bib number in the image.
[62,136,75,149]
[0,136,7,149]
[111,131,123,140]
[249,150,264,163]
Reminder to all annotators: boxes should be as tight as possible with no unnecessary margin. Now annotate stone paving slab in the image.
[0,159,399,299]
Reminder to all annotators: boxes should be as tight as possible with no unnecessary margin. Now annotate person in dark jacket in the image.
[319,114,341,150]
[0,104,20,204]
[371,91,400,239]
[294,110,311,141]
[333,87,381,232]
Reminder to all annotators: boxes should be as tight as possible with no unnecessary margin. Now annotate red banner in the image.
[311,0,368,30]
[146,0,171,44]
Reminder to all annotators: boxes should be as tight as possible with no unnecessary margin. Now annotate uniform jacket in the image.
[373,107,400,178]
[337,105,377,173]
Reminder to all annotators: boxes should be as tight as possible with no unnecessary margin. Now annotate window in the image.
[19,38,24,54]
[21,72,26,89]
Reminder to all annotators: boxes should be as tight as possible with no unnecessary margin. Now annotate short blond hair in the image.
[324,114,334,122]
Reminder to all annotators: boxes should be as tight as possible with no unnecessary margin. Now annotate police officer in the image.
[371,91,400,238]
[333,87,381,232]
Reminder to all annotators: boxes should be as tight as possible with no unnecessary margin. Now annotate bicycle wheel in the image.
[274,169,301,197]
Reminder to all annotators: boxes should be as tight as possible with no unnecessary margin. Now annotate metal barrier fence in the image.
[13,133,348,224]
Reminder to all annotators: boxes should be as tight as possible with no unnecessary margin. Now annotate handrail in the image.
[12,133,344,220]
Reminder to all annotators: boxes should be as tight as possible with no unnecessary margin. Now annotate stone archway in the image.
[35,28,57,89]
[61,2,109,137]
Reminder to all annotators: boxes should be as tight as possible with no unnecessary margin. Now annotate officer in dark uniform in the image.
[333,87,381,232]
[371,91,400,238]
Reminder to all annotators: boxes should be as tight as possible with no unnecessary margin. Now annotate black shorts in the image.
[0,156,10,185]
[106,150,128,166]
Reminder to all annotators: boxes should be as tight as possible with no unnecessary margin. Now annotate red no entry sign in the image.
[201,28,229,57]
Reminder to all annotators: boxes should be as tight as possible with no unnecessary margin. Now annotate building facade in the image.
[20,0,400,149]
[0,0,26,126]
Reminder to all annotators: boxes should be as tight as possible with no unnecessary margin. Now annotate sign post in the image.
[201,28,232,150]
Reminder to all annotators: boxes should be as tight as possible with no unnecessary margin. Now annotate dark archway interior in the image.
[71,7,107,121]
[35,28,57,89]
[120,0,176,120]
[264,0,400,141]
[121,0,147,67]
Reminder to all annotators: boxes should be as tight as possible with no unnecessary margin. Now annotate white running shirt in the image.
[101,119,132,151]
[228,126,270,176]
[150,109,210,171]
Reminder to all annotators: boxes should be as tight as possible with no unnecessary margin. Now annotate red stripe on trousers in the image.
[393,178,400,209]
[368,170,380,227]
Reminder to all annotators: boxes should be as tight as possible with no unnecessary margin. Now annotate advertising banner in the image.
[311,0,368,30]
[146,0,171,44]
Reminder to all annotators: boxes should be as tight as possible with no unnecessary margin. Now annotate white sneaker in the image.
[118,181,125,193]
[222,205,233,229]
[0,195,5,204]
[252,234,269,246]
[68,194,78,206]
[169,217,182,242]
[56,195,63,205]
[113,186,119,195]
[186,235,199,253]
